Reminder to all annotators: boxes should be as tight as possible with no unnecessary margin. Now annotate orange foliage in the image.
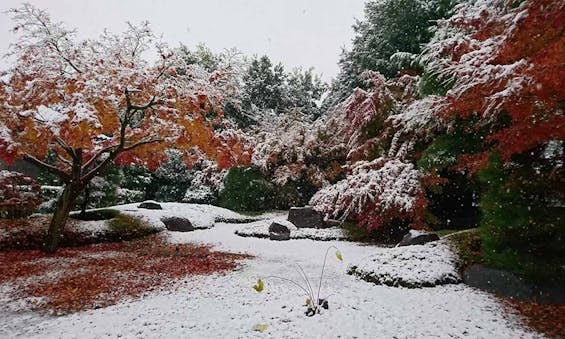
[434,0,564,165]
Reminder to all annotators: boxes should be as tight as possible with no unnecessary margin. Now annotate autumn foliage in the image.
[0,170,42,218]
[0,235,250,314]
[0,4,251,251]
[426,0,565,168]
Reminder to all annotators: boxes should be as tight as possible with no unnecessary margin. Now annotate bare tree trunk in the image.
[43,183,80,253]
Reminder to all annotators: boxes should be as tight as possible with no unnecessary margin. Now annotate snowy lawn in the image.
[0,209,542,338]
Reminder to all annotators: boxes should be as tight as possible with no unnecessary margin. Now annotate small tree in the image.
[0,5,249,252]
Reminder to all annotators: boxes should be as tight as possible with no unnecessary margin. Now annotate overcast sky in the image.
[0,0,367,81]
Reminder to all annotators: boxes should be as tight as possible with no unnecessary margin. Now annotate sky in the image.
[0,0,367,81]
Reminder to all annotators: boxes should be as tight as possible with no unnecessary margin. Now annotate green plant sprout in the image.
[253,246,343,316]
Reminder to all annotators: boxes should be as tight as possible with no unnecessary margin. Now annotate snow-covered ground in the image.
[113,201,260,230]
[0,209,541,339]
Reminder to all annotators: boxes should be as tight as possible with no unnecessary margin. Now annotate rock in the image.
[269,222,291,241]
[162,217,194,232]
[463,264,565,303]
[137,201,162,210]
[324,219,341,228]
[397,230,440,246]
[288,206,324,228]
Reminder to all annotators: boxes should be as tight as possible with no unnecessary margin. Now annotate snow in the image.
[348,240,461,288]
[112,202,259,230]
[235,217,347,241]
[0,208,542,338]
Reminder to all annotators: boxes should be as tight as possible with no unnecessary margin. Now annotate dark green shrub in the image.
[70,209,120,221]
[478,154,565,282]
[108,214,158,240]
[272,178,318,210]
[219,167,274,211]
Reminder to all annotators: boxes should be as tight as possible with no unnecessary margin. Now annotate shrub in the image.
[70,209,120,221]
[478,153,565,282]
[107,214,158,241]
[219,166,273,211]
[0,170,42,219]
[311,158,427,235]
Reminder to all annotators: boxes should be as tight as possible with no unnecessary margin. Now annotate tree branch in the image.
[23,154,70,183]
[81,144,119,171]
[122,137,162,151]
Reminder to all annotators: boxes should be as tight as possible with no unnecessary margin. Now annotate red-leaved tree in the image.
[424,0,565,169]
[0,4,250,252]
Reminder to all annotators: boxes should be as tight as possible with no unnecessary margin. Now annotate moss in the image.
[70,209,120,221]
[107,214,159,241]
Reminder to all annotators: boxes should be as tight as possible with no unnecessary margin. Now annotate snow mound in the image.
[113,202,257,230]
[348,240,461,288]
[235,218,347,241]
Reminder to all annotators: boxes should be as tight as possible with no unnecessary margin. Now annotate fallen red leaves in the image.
[0,235,251,314]
[503,299,565,338]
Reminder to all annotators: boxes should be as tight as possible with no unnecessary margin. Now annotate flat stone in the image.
[162,217,194,232]
[288,206,324,228]
[397,230,439,246]
[138,201,162,210]
[463,264,565,303]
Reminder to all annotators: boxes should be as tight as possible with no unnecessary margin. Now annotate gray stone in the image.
[269,222,291,241]
[162,217,194,232]
[324,219,341,228]
[463,264,565,303]
[288,206,324,228]
[138,201,162,210]
[397,231,440,246]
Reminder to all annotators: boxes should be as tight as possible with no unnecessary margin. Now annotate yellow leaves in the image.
[252,278,264,293]
[335,251,343,261]
[94,99,119,133]
[253,324,269,332]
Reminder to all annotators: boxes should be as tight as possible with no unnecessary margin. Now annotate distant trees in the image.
[324,0,456,109]
[241,55,327,121]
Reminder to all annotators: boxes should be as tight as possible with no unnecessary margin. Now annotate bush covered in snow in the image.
[311,158,427,237]
[348,240,461,288]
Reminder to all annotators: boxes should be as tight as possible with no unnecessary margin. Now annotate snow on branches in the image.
[423,0,565,165]
[0,4,249,175]
[310,158,427,231]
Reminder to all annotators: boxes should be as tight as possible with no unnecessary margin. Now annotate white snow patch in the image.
[113,202,259,230]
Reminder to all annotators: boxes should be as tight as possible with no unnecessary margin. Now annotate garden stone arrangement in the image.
[235,206,348,241]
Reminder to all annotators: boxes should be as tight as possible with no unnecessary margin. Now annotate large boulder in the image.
[288,206,325,229]
[138,201,162,210]
[269,222,291,241]
[397,230,440,247]
[162,217,194,232]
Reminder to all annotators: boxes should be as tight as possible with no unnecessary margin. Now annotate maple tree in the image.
[423,0,564,168]
[0,4,250,252]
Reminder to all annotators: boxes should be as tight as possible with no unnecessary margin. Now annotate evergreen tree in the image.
[324,0,456,109]
[241,55,288,114]
[286,67,328,119]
